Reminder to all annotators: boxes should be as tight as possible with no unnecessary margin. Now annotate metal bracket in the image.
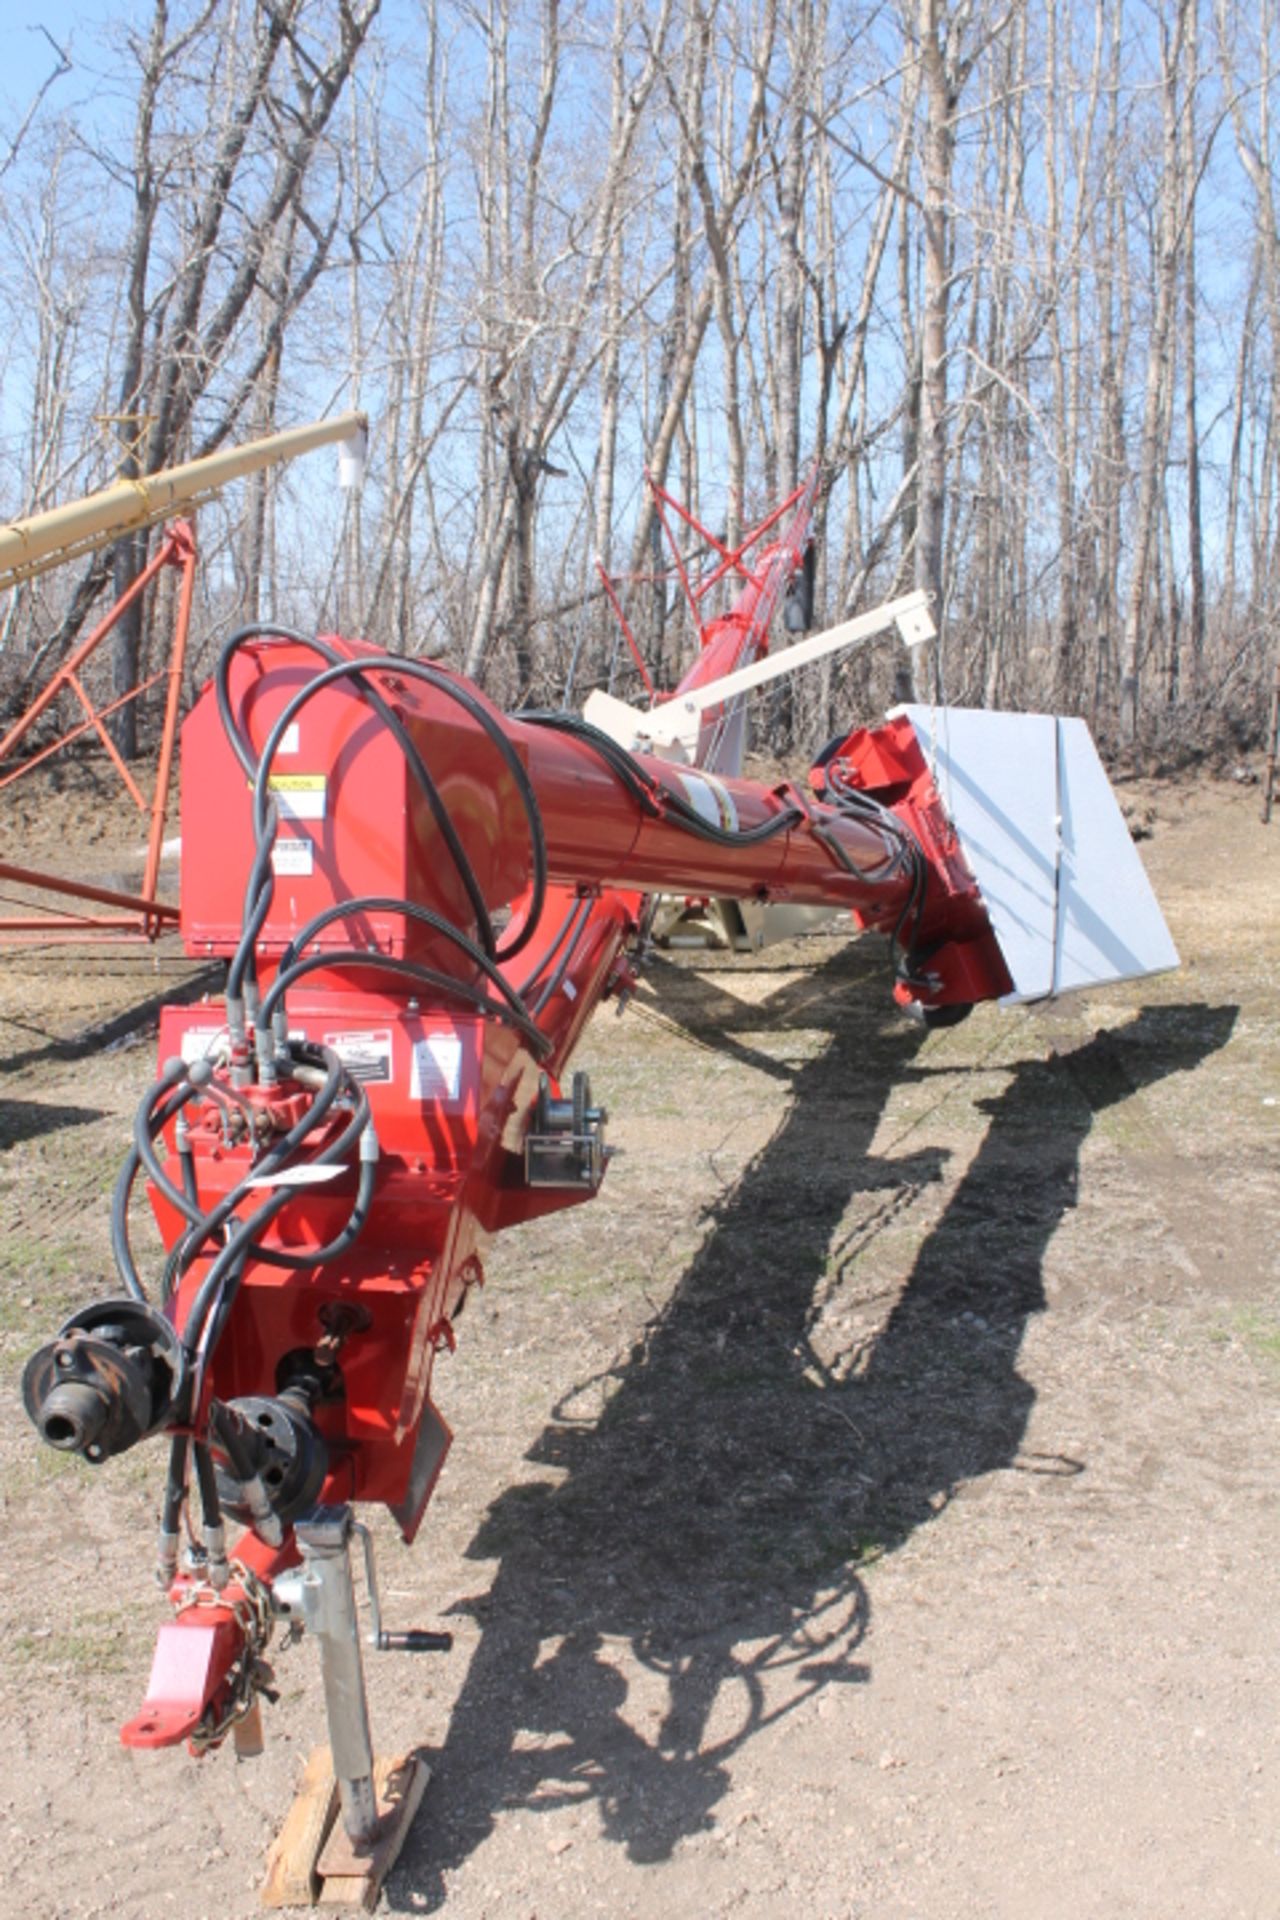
[583,589,938,764]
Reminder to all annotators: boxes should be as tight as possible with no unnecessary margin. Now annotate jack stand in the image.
[262,1507,430,1910]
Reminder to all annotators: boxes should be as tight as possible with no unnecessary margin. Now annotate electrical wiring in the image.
[529,897,596,1017]
[516,706,806,846]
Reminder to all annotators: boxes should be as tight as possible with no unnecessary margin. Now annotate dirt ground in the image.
[0,762,1277,1920]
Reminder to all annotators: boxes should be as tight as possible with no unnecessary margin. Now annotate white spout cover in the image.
[890,706,1179,1002]
[338,424,368,491]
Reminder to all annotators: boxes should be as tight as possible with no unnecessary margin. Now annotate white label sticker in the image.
[410,1032,464,1102]
[272,836,314,875]
[179,1025,227,1064]
[247,1164,344,1189]
[277,721,301,756]
[322,1029,394,1085]
[266,773,326,820]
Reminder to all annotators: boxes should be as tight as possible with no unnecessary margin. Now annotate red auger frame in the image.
[20,482,1044,1901]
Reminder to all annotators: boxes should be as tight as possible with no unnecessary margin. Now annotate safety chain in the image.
[173,1560,279,1753]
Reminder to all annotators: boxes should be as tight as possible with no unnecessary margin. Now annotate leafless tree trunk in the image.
[101,0,380,752]
[1120,0,1190,744]
[0,0,1274,760]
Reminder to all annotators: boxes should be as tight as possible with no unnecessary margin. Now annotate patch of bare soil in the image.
[0,768,1277,1920]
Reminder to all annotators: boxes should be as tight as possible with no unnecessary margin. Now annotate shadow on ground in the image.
[0,962,218,1076]
[390,947,1236,1909]
[0,1097,105,1149]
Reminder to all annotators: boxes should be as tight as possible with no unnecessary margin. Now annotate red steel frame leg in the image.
[0,519,197,942]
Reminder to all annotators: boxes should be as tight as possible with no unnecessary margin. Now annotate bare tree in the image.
[56,0,381,754]
[1119,0,1192,744]
[0,0,1274,763]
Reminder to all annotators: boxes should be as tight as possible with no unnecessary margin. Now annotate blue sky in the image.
[4,4,114,84]
[0,1,1265,599]
[1,4,121,142]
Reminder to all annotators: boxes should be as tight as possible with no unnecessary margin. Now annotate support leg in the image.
[263,1507,429,1910]
[295,1508,380,1844]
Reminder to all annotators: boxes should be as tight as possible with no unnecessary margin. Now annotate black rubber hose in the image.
[518,707,805,847]
[214,624,317,778]
[243,1152,377,1270]
[259,947,553,1059]
[181,1091,370,1361]
[891,857,930,981]
[217,626,499,962]
[818,759,929,967]
[192,1256,253,1385]
[111,1066,198,1301]
[160,1432,189,1538]
[177,1132,199,1210]
[517,895,582,995]
[277,894,535,1032]
[530,898,594,1017]
[165,1045,348,1287]
[133,1087,208,1228]
[227,795,281,1004]
[192,1439,223,1534]
[132,1047,353,1237]
[810,822,892,885]
[655,790,805,846]
[517,709,666,815]
[250,653,548,964]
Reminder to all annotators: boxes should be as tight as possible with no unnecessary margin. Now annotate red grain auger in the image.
[22,465,1176,1904]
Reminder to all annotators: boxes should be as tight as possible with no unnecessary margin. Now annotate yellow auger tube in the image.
[0,411,367,589]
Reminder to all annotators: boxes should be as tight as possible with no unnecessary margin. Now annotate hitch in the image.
[120,1534,293,1753]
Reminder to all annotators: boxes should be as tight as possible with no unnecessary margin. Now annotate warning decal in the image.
[410,1032,464,1102]
[272,837,314,876]
[265,773,327,821]
[179,1025,227,1065]
[321,1029,394,1084]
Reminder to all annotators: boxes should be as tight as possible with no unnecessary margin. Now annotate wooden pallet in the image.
[262,1746,430,1911]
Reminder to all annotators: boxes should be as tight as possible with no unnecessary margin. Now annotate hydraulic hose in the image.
[180,1089,370,1362]
[111,1064,199,1301]
[216,627,499,962]
[259,948,552,1060]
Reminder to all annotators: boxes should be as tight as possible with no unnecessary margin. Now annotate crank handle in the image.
[351,1520,452,1655]
[374,1628,453,1653]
